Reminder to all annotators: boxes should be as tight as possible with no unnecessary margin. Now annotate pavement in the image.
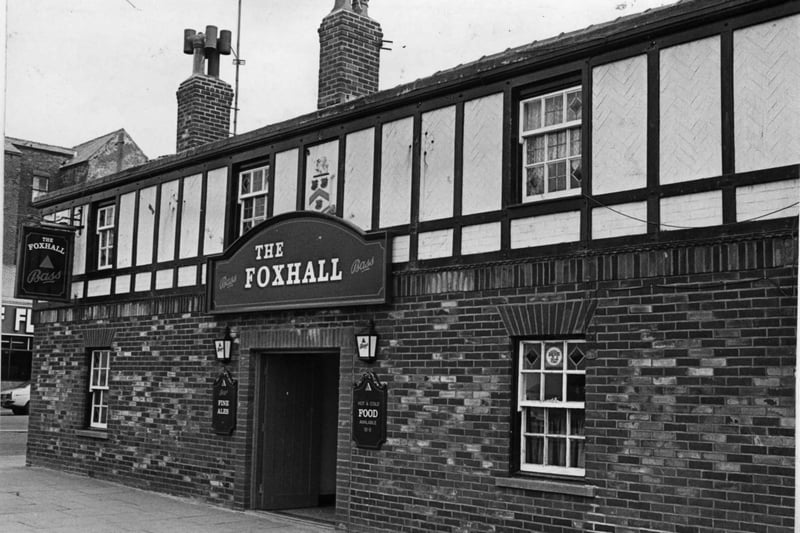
[0,455,336,533]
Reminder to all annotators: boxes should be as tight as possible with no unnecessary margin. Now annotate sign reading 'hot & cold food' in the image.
[207,213,389,313]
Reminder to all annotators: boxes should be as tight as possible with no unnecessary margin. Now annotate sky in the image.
[5,0,670,159]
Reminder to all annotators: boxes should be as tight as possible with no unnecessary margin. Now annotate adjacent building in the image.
[2,132,146,389]
[26,1,797,532]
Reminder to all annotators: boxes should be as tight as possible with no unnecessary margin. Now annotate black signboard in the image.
[212,370,238,435]
[207,212,389,313]
[352,372,387,450]
[15,225,74,301]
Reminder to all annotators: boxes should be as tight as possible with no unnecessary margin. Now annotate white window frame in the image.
[238,165,270,235]
[519,86,582,203]
[96,204,115,270]
[517,340,586,476]
[89,349,111,429]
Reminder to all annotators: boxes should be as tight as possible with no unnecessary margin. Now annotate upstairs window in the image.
[517,339,586,476]
[239,165,269,235]
[520,87,582,202]
[96,204,115,270]
[89,349,111,429]
[32,175,49,201]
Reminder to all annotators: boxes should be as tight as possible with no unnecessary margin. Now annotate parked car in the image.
[1,382,30,415]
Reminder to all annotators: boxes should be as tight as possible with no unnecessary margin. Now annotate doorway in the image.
[253,352,339,514]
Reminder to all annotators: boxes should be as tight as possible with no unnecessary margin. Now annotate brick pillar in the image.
[317,1,383,109]
[176,75,234,153]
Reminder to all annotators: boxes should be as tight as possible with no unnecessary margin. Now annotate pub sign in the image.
[352,372,387,450]
[212,370,238,435]
[207,212,389,313]
[15,225,74,302]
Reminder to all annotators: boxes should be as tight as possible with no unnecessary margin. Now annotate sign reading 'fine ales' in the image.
[207,212,389,313]
[16,225,74,302]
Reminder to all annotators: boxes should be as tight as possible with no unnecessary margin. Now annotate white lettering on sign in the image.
[243,258,343,289]
[253,241,284,260]
[27,240,66,255]
[26,269,63,284]
[2,306,35,334]
[351,256,375,274]
[358,408,379,418]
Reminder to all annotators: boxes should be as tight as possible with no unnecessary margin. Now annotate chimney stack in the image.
[176,25,234,153]
[318,0,383,109]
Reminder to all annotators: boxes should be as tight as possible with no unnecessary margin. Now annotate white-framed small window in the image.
[239,165,269,235]
[520,87,582,202]
[89,349,111,429]
[96,204,115,269]
[517,340,586,476]
[32,175,49,201]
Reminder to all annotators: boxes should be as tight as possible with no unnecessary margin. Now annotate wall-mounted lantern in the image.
[214,327,233,364]
[355,321,378,363]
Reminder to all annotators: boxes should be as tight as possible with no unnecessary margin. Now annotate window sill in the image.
[495,476,596,497]
[75,429,109,440]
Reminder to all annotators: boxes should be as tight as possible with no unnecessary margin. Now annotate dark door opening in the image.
[254,352,339,513]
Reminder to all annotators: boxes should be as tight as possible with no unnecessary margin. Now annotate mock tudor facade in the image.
[27,1,797,532]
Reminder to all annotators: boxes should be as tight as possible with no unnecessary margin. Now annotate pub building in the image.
[26,1,797,531]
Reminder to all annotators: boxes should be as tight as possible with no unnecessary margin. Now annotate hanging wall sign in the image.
[207,212,389,313]
[352,372,387,450]
[212,371,238,435]
[15,225,74,302]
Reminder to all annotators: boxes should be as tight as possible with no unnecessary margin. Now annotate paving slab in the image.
[0,457,335,533]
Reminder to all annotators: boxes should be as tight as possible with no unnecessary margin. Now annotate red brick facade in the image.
[318,8,382,109]
[176,75,234,152]
[28,231,796,532]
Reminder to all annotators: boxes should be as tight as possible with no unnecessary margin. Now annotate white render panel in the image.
[343,128,375,230]
[273,149,299,216]
[201,263,207,285]
[134,272,152,292]
[660,36,722,184]
[179,174,203,259]
[305,140,339,215]
[117,193,136,268]
[510,211,580,249]
[419,106,456,221]
[177,265,198,287]
[462,93,503,215]
[380,117,414,228]
[157,180,179,262]
[72,205,88,276]
[461,222,501,255]
[392,235,410,263]
[660,191,722,231]
[592,201,648,239]
[155,269,174,290]
[734,15,800,173]
[136,186,157,266]
[87,278,112,298]
[736,180,800,222]
[592,55,648,194]
[203,167,228,255]
[418,229,453,260]
[71,281,84,300]
[115,275,131,295]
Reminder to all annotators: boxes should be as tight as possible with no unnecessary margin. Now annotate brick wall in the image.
[318,9,382,109]
[176,76,234,153]
[3,145,71,264]
[28,231,796,532]
[4,151,22,265]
